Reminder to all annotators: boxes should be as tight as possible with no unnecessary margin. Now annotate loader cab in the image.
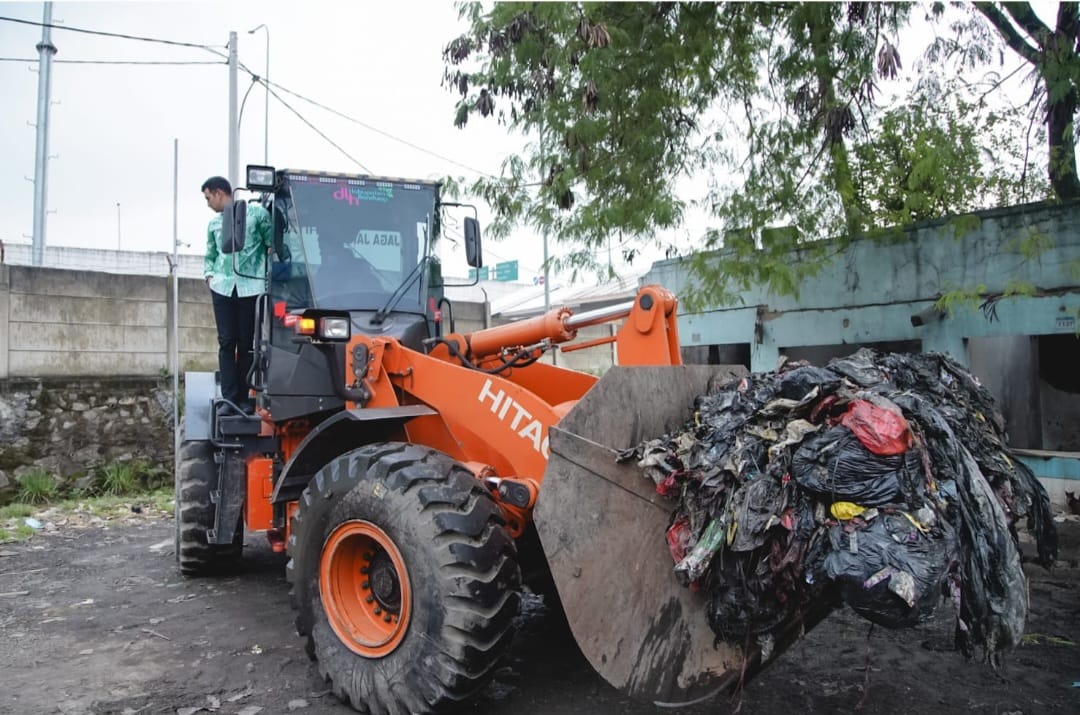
[235,166,476,421]
[270,172,437,318]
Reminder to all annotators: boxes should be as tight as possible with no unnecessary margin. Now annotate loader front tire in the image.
[175,438,242,576]
[287,443,520,715]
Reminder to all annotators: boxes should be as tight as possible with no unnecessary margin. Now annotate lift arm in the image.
[431,285,683,367]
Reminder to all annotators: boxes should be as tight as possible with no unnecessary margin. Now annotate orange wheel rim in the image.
[320,520,411,657]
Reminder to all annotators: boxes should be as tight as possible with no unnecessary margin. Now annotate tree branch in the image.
[1001,2,1052,43]
[1057,2,1080,42]
[975,2,1042,64]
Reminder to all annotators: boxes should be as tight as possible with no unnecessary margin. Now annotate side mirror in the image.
[221,200,248,254]
[464,217,482,268]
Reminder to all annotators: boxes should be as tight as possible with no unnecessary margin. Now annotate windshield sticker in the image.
[333,184,393,206]
[350,230,401,248]
[347,230,402,272]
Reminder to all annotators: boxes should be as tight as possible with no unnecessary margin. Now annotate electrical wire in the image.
[238,74,259,133]
[0,56,224,65]
[250,74,500,180]
[0,15,227,58]
[261,81,372,173]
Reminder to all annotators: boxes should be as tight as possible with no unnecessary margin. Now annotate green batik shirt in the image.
[204,203,273,298]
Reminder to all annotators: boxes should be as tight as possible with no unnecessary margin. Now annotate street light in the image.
[247,24,269,165]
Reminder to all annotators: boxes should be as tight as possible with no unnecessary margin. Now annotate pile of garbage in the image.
[623,349,1057,662]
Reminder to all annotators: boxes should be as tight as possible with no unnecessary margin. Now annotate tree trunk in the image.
[1046,81,1080,199]
[974,2,1080,200]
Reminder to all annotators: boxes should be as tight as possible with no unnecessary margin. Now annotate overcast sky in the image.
[0,1,1060,287]
[0,0,572,281]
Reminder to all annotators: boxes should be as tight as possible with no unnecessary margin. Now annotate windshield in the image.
[278,174,436,311]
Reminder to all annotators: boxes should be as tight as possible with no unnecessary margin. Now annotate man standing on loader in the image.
[201,176,272,413]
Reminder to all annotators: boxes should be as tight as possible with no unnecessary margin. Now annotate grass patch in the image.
[148,489,176,514]
[82,460,170,497]
[0,524,36,543]
[99,462,139,496]
[16,469,57,504]
[1021,633,1077,647]
[54,487,175,519]
[0,503,35,519]
[0,487,175,543]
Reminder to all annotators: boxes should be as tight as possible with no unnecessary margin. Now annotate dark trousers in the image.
[211,287,257,406]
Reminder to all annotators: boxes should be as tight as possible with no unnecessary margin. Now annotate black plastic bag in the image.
[820,511,955,628]
[778,365,842,401]
[792,426,922,507]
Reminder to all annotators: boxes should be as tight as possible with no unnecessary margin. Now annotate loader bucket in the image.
[534,365,828,707]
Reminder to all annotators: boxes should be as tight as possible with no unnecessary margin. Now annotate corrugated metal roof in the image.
[491,272,643,320]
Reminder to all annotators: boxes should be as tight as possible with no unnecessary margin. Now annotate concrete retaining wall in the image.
[0,265,216,379]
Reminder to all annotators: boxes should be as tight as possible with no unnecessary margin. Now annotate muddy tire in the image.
[175,439,242,576]
[287,443,520,715]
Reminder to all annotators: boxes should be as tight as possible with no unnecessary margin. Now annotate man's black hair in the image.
[201,176,232,195]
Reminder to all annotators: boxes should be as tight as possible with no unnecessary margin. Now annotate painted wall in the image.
[647,200,1080,372]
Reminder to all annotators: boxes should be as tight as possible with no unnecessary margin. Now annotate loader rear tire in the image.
[287,443,520,715]
[175,438,242,576]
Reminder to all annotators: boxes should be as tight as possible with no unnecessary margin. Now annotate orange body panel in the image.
[614,285,682,366]
[274,284,684,534]
[277,421,310,465]
[246,457,275,532]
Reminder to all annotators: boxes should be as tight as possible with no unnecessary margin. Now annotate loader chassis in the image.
[178,166,744,713]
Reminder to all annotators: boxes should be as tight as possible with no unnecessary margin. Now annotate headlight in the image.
[246,165,276,190]
[319,317,351,340]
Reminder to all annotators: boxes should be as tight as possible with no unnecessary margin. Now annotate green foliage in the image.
[148,488,175,515]
[1003,279,1037,298]
[16,469,57,504]
[848,80,1046,228]
[1017,229,1053,261]
[934,284,988,316]
[0,503,34,520]
[94,460,168,496]
[947,214,984,241]
[445,2,1055,307]
[1066,258,1080,282]
[0,524,35,543]
[99,462,139,496]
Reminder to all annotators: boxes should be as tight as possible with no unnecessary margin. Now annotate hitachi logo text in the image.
[478,379,550,458]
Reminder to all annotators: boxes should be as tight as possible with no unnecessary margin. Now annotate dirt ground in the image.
[1,513,1078,715]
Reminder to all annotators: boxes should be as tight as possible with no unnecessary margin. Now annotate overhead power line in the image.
[0,56,223,65]
[250,74,500,180]
[0,14,516,188]
[0,15,227,59]
[262,82,372,173]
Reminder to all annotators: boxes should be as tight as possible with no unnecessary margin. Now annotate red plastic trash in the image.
[839,400,912,455]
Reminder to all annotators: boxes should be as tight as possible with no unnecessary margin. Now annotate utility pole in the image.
[116,202,121,250]
[227,31,239,189]
[248,24,269,164]
[171,139,180,479]
[539,119,554,365]
[31,2,57,267]
[540,123,550,313]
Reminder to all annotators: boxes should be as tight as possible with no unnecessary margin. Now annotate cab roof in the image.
[280,168,441,189]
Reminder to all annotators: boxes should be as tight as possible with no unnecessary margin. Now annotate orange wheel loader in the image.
[176,165,819,713]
